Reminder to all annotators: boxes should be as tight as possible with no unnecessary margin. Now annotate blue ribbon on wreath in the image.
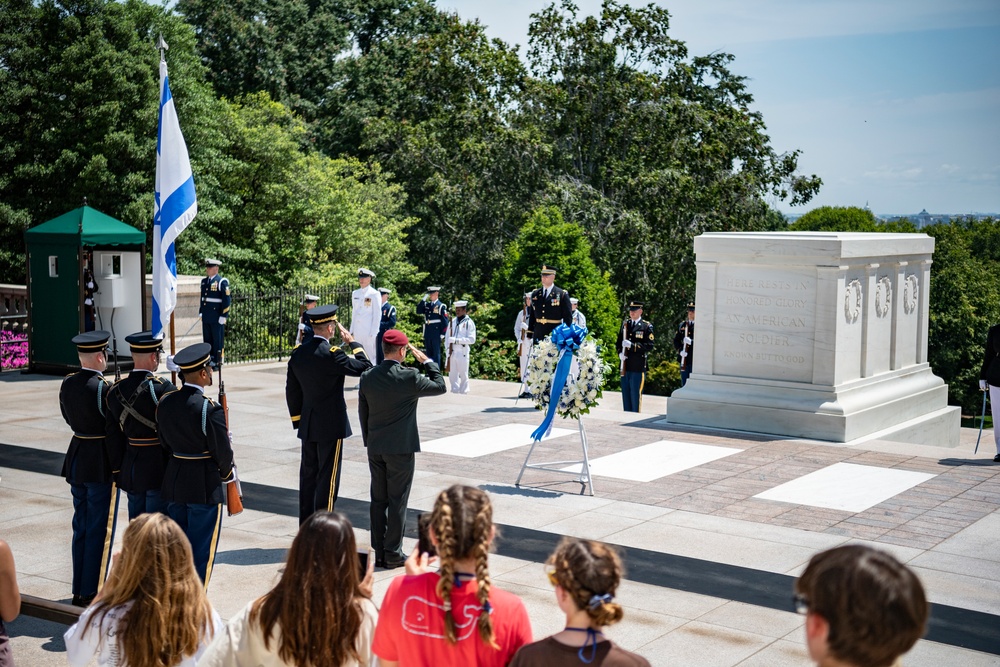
[530,323,588,441]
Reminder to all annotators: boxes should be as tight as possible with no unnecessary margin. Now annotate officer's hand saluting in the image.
[408,343,430,365]
[336,321,354,345]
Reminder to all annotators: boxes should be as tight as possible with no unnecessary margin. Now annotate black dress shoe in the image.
[375,557,387,568]
[72,594,95,608]
[519,391,532,399]
[994,453,1000,463]
[383,555,407,570]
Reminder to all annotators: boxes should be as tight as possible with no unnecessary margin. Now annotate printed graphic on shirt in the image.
[401,595,483,641]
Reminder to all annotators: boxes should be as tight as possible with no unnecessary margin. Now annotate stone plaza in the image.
[1,361,998,666]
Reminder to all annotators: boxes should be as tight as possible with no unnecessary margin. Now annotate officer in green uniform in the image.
[157,343,235,585]
[616,301,655,412]
[59,330,120,606]
[106,332,175,519]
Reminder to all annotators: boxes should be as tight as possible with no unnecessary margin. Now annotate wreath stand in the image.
[515,416,595,496]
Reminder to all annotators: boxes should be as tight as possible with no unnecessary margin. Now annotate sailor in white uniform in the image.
[570,297,587,328]
[513,292,532,396]
[446,300,477,394]
[350,268,381,358]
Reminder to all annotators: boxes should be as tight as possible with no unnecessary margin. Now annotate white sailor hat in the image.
[570,297,579,305]
[378,287,391,295]
[453,300,469,308]
[302,294,320,305]
[204,258,222,267]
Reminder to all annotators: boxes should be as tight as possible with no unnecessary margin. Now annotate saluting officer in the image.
[295,294,319,346]
[673,303,695,386]
[616,301,655,413]
[417,286,449,365]
[527,264,573,343]
[446,300,477,394]
[286,305,373,524]
[59,331,120,607]
[157,343,235,586]
[351,268,381,358]
[199,258,230,366]
[106,332,175,519]
[376,287,397,364]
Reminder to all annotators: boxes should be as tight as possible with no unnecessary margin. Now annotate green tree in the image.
[788,206,880,232]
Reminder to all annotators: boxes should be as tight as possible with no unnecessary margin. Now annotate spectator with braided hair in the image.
[372,485,532,666]
[511,537,650,667]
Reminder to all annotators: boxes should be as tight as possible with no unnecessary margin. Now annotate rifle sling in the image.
[115,380,158,431]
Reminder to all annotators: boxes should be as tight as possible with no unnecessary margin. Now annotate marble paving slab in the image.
[754,462,936,512]
[564,440,743,482]
[420,423,574,457]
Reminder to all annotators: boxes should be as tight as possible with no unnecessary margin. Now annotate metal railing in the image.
[225,285,354,364]
[0,284,28,371]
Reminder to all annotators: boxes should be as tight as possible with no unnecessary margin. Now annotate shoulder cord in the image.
[96,379,105,417]
[201,398,209,436]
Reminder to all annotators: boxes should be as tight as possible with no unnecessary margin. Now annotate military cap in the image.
[540,264,558,275]
[383,329,408,346]
[570,297,579,305]
[204,258,222,267]
[628,301,645,310]
[358,268,375,278]
[306,304,339,325]
[72,330,111,352]
[125,331,163,353]
[302,294,320,305]
[453,300,469,308]
[378,287,392,295]
[173,343,213,371]
[687,302,696,311]
[426,286,442,293]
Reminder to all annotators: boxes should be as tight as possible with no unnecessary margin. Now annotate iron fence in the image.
[225,285,354,364]
[1,285,29,371]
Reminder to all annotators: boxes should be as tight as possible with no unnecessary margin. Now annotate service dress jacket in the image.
[617,318,655,373]
[358,360,447,455]
[981,324,1000,387]
[59,369,115,484]
[527,285,573,341]
[106,370,175,494]
[286,337,372,441]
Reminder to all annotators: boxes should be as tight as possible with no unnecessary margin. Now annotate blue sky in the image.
[438,0,1000,215]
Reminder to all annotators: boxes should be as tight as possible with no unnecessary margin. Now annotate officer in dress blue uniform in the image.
[673,303,695,386]
[376,287,397,364]
[59,331,121,606]
[157,343,235,585]
[416,286,449,365]
[527,264,573,343]
[616,301,655,412]
[199,258,230,366]
[286,305,372,524]
[106,332,175,519]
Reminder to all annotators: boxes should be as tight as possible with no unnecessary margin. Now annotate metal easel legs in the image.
[515,417,595,496]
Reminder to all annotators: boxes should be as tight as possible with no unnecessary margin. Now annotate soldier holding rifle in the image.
[617,301,655,413]
[156,342,235,586]
[673,303,695,387]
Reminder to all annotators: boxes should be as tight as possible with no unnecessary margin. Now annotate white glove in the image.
[422,294,428,301]
[618,352,625,363]
[166,355,180,372]
[683,336,692,345]
[87,281,94,289]
[228,431,234,445]
[981,379,989,392]
[679,351,688,359]
[218,316,227,324]
[298,322,307,331]
[520,322,529,331]
[622,339,632,349]
[84,298,93,306]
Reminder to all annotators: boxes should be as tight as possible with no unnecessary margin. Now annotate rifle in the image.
[218,360,244,516]
[445,319,454,373]
[517,306,527,357]
[679,319,691,370]
[620,319,629,377]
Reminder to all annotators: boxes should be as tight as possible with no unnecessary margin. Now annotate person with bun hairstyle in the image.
[199,511,378,667]
[64,513,222,667]
[372,485,532,666]
[511,538,649,666]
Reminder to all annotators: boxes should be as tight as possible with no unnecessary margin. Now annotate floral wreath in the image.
[525,325,606,420]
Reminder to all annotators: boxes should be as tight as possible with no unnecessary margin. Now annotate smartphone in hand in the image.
[357,548,371,576]
[417,513,437,557]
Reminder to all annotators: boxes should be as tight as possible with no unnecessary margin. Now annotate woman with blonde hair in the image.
[64,513,222,667]
[372,485,532,666]
[198,511,377,667]
[511,538,649,666]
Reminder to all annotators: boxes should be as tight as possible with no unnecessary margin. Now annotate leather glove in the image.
[679,351,688,359]
[981,379,990,392]
[622,339,632,349]
[165,355,180,372]
[683,336,692,345]
[218,316,227,324]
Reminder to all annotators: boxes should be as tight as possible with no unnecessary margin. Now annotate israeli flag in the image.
[152,58,197,340]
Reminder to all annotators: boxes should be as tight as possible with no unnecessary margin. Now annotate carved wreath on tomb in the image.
[844,280,862,323]
[903,275,918,314]
[875,276,892,318]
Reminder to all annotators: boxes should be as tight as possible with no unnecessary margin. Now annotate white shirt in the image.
[65,601,223,667]
[572,309,587,328]
[446,316,477,348]
[513,308,530,342]
[350,285,382,339]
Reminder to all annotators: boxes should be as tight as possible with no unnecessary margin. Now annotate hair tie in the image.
[588,593,613,609]
[481,601,493,615]
[443,600,452,612]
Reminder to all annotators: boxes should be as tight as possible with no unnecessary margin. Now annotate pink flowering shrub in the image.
[1,329,28,369]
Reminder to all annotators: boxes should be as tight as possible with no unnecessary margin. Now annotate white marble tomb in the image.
[666,232,960,446]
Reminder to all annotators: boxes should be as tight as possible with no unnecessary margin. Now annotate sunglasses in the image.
[546,569,560,587]
[792,593,810,615]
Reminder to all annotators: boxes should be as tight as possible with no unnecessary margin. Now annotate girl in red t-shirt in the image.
[372,485,532,667]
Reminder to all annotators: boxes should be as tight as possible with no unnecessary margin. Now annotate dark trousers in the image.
[202,317,225,365]
[622,371,645,413]
[376,333,385,364]
[70,481,119,597]
[680,369,690,387]
[424,332,442,365]
[299,439,344,524]
[126,489,166,520]
[168,502,223,585]
[368,453,415,560]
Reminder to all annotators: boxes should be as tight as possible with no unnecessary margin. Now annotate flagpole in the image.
[170,313,177,384]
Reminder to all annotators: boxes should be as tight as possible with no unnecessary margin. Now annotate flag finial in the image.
[156,34,168,62]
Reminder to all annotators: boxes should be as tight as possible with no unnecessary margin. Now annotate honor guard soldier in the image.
[199,258,230,366]
[156,343,235,585]
[376,287,397,364]
[106,332,176,519]
[616,301,655,412]
[417,286,449,365]
[673,303,695,386]
[570,297,587,328]
[514,292,532,397]
[295,294,319,346]
[351,268,381,358]
[527,264,573,343]
[445,300,477,394]
[286,305,373,524]
[60,331,120,607]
